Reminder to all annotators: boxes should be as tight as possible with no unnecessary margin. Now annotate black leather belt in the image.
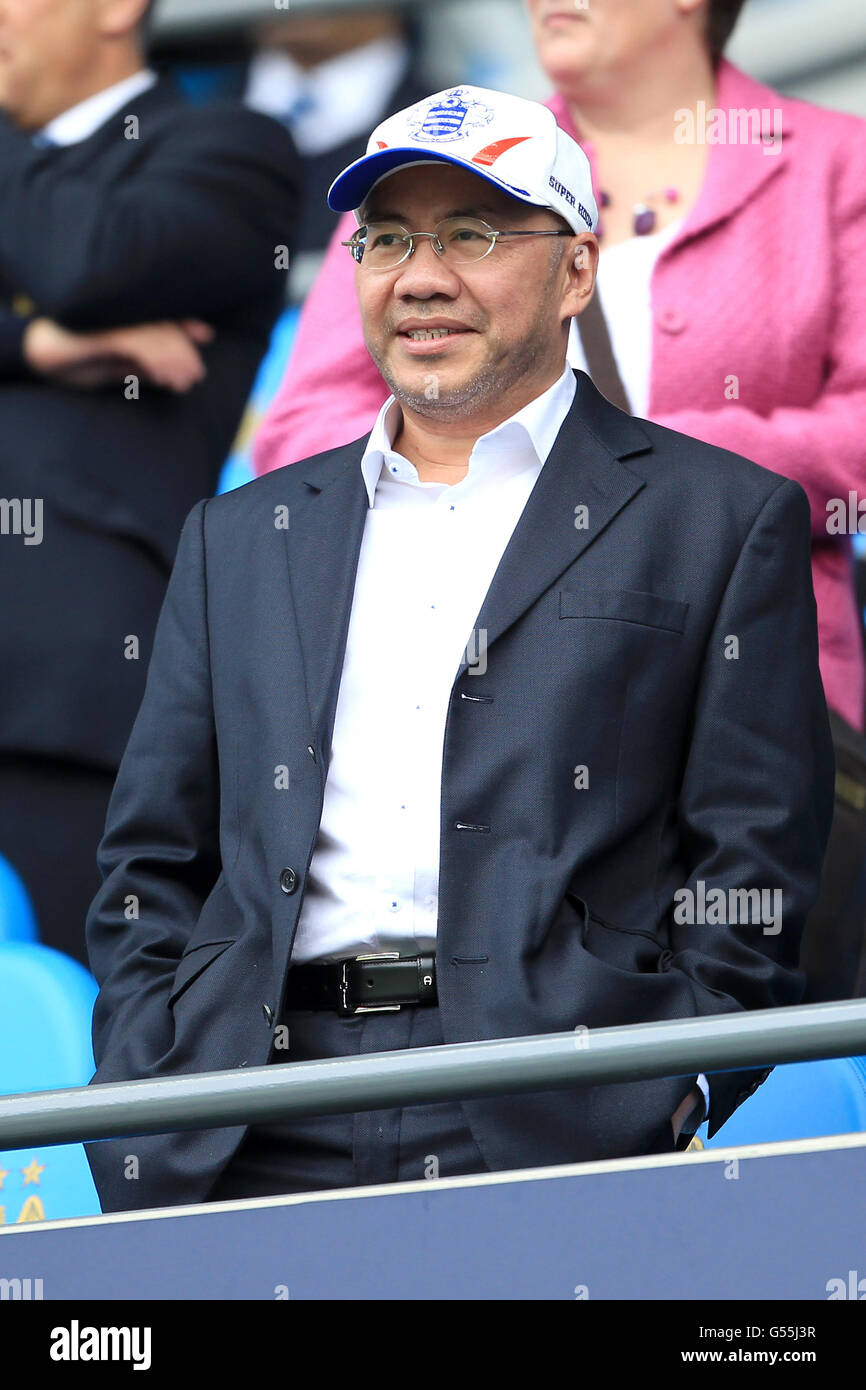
[284,951,437,1016]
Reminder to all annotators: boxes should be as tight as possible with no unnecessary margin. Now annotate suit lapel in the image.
[656,60,793,251]
[283,446,369,759]
[283,373,653,750]
[456,371,652,677]
[550,61,792,258]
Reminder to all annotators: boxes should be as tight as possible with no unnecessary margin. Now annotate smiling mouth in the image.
[402,327,465,341]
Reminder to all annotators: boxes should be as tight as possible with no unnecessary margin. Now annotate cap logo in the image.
[407,88,493,144]
[472,135,532,167]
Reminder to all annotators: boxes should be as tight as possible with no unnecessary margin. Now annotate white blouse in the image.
[568,218,684,417]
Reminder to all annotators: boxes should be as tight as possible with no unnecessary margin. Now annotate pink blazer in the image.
[253,60,866,729]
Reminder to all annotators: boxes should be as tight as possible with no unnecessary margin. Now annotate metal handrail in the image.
[1,999,865,1150]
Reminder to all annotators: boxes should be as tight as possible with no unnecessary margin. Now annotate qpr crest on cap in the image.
[407,88,493,144]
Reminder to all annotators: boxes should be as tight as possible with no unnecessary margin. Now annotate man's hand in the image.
[23,317,215,392]
[671,1084,704,1143]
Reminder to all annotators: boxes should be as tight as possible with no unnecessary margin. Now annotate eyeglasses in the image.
[342,216,574,269]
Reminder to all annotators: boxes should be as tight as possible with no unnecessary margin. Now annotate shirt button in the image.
[388,899,401,912]
[279,867,298,894]
[658,307,687,334]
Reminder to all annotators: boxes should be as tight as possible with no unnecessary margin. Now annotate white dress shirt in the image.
[38,69,157,147]
[291,365,575,965]
[289,362,709,1128]
[567,218,684,417]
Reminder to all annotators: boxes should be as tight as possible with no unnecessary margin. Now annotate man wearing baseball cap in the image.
[84,87,833,1213]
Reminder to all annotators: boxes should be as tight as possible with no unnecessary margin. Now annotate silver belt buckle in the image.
[339,951,403,1015]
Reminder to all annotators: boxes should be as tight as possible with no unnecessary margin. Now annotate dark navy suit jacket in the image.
[0,77,300,771]
[85,370,835,1212]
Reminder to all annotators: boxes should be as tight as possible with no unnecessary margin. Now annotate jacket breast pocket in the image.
[559,586,688,634]
[167,938,236,1010]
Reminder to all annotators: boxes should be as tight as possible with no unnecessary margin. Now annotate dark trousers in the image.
[0,753,115,966]
[208,1003,488,1202]
[799,707,866,1001]
[207,1001,680,1204]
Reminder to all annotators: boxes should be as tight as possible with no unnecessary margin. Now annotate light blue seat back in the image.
[702,1057,866,1148]
[0,943,101,1224]
[0,852,38,942]
[216,304,302,496]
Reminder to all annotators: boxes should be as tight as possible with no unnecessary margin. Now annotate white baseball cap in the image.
[328,85,598,237]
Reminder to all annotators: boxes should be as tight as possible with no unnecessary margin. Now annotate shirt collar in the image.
[360,365,577,508]
[38,69,158,147]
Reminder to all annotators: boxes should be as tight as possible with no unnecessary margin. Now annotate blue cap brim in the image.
[327,146,539,214]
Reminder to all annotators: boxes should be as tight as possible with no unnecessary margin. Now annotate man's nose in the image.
[391,235,460,298]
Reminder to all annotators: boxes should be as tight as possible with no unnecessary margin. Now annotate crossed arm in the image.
[0,105,300,393]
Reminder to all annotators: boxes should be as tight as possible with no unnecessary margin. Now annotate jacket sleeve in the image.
[0,306,32,377]
[652,143,866,540]
[666,477,835,1135]
[252,211,388,473]
[0,107,300,329]
[85,498,220,1080]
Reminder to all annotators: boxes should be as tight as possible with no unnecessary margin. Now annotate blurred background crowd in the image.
[1,0,865,1006]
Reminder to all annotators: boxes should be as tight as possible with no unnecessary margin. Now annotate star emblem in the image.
[21,1157,45,1186]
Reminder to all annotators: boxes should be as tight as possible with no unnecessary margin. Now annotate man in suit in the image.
[154,6,430,300]
[243,6,431,299]
[0,0,299,961]
[85,86,834,1214]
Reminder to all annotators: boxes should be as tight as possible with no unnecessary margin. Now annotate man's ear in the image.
[562,232,599,324]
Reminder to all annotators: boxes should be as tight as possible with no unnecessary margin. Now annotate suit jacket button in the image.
[279,867,298,894]
[263,1004,274,1027]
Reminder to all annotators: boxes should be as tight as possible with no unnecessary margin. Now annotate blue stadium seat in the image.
[0,851,38,942]
[216,454,254,494]
[0,942,100,1224]
[701,1056,866,1148]
[216,305,302,496]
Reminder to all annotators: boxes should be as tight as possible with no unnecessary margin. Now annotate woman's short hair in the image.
[707,0,748,65]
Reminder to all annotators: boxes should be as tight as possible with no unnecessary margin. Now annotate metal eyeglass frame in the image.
[342,218,575,269]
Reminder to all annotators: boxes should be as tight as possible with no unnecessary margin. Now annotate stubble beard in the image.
[367,270,565,422]
[371,328,555,422]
